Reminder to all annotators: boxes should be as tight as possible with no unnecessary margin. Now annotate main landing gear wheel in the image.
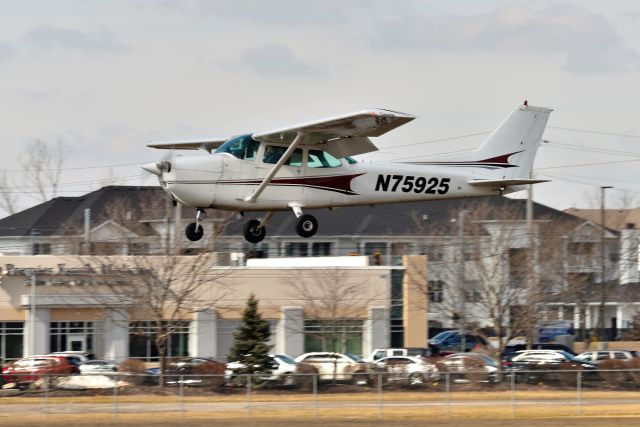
[296,214,318,238]
[243,219,266,243]
[185,222,204,241]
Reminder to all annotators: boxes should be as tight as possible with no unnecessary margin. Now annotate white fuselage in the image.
[159,148,509,212]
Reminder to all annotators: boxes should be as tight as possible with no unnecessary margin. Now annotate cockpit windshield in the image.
[216,134,260,160]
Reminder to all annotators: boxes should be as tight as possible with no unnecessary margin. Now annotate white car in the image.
[78,360,119,375]
[225,354,299,385]
[575,350,638,364]
[294,352,372,383]
[374,355,439,385]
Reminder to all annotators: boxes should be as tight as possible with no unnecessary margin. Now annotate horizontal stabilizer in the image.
[468,179,549,187]
[147,137,228,153]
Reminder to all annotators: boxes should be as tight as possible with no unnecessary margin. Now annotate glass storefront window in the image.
[303,320,363,355]
[0,322,24,363]
[128,321,189,361]
[49,321,96,353]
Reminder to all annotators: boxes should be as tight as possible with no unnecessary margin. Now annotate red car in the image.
[2,356,79,386]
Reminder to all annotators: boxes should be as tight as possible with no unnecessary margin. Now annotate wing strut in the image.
[244,132,305,203]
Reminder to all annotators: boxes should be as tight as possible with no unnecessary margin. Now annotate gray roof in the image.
[0,186,580,238]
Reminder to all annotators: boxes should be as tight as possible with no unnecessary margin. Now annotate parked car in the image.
[575,350,638,364]
[2,356,79,387]
[429,331,487,354]
[78,360,119,375]
[144,357,225,386]
[294,352,373,384]
[50,351,93,367]
[225,354,304,386]
[508,350,598,383]
[373,355,439,386]
[367,347,436,362]
[501,343,576,366]
[437,352,500,383]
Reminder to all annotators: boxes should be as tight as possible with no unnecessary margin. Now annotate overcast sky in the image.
[1,0,640,217]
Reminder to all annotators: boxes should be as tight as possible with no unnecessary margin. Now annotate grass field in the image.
[2,390,640,426]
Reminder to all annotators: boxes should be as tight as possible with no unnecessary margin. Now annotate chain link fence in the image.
[2,369,640,419]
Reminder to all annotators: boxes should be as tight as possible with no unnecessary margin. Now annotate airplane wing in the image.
[147,137,228,153]
[252,109,416,157]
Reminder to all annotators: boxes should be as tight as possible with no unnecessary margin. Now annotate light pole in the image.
[598,186,613,341]
[457,210,467,351]
[29,229,39,356]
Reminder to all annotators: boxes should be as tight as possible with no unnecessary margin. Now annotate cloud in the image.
[0,42,17,62]
[362,5,640,73]
[21,24,127,54]
[236,43,326,78]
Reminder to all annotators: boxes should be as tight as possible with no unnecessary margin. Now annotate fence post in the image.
[113,373,119,420]
[377,373,383,419]
[312,374,318,420]
[44,374,50,420]
[576,370,582,416]
[510,371,516,417]
[246,375,252,417]
[179,375,185,417]
[445,372,451,417]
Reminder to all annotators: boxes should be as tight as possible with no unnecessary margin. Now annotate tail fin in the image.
[471,102,552,180]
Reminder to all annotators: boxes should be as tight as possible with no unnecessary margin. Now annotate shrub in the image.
[599,359,628,387]
[192,360,226,388]
[626,358,640,383]
[118,359,147,385]
[294,363,318,390]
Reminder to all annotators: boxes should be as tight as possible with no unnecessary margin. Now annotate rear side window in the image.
[308,150,342,168]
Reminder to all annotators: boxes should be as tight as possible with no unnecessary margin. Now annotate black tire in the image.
[243,219,266,243]
[296,214,318,238]
[185,222,204,241]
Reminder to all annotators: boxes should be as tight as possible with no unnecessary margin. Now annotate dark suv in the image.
[501,343,576,366]
[429,331,487,354]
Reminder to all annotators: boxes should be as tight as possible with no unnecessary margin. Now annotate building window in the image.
[569,242,595,255]
[390,269,404,348]
[312,242,332,256]
[50,321,96,353]
[128,243,150,255]
[423,245,444,262]
[128,321,189,361]
[0,322,24,364]
[32,243,52,255]
[428,280,445,303]
[285,242,308,257]
[303,319,363,355]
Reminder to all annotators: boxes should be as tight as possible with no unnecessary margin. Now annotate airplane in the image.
[142,101,552,243]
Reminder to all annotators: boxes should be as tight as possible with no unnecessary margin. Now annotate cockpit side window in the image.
[263,145,303,166]
[345,156,358,165]
[308,150,342,168]
[216,134,260,160]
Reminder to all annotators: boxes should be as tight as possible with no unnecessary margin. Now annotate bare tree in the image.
[0,171,19,216]
[286,268,383,382]
[18,139,70,202]
[420,201,562,356]
[78,254,232,386]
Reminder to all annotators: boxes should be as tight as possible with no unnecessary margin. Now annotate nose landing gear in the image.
[185,209,206,241]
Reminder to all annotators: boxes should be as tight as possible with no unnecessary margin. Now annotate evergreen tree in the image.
[228,294,274,377]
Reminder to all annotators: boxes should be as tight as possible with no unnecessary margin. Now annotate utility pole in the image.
[598,186,612,341]
[458,210,466,352]
[526,185,535,348]
[29,229,38,356]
